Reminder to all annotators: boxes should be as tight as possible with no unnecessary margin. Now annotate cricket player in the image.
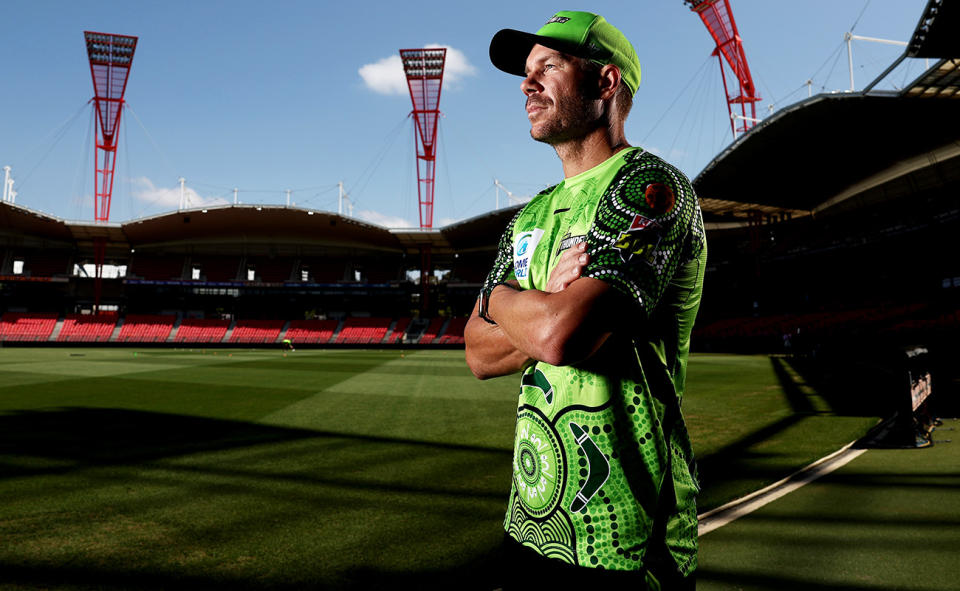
[465,10,706,589]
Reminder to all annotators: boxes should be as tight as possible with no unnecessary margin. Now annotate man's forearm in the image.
[485,279,613,367]
[464,278,534,379]
[464,308,532,379]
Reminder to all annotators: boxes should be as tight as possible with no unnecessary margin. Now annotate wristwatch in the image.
[479,282,518,324]
[478,286,496,325]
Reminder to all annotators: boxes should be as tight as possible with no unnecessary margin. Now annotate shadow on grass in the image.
[0,558,506,591]
[0,407,509,479]
[781,353,901,418]
[697,568,934,591]
[695,355,887,511]
[0,407,513,590]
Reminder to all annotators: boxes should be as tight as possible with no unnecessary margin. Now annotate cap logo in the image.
[545,16,571,24]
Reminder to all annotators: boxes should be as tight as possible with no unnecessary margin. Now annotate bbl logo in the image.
[612,214,660,265]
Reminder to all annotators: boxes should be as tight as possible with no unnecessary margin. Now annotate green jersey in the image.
[483,147,706,575]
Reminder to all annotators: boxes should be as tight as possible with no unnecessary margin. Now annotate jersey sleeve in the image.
[583,151,705,318]
[480,207,522,294]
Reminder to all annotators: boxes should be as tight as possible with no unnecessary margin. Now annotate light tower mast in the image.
[684,0,760,138]
[400,47,446,230]
[84,31,137,312]
[400,47,446,312]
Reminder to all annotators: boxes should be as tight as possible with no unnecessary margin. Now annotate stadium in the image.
[1,1,958,590]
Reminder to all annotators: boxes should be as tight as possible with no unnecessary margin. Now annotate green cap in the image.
[489,11,641,95]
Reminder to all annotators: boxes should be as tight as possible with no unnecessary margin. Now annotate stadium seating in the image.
[418,317,445,344]
[335,317,392,344]
[58,314,118,342]
[229,319,285,343]
[384,317,411,343]
[283,319,339,344]
[174,319,230,343]
[437,317,467,344]
[117,315,176,343]
[0,312,58,342]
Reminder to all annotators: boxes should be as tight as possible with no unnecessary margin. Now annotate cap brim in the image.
[489,28,583,77]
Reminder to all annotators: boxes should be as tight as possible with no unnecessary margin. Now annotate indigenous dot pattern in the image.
[489,148,704,577]
[584,149,704,318]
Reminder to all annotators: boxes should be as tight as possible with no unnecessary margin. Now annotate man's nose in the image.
[521,74,542,96]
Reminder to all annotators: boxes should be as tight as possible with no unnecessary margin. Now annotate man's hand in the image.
[545,241,589,293]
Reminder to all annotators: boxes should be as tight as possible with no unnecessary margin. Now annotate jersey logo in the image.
[612,215,660,265]
[555,232,586,256]
[514,229,544,280]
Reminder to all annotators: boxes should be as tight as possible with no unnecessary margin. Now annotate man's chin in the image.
[530,126,558,144]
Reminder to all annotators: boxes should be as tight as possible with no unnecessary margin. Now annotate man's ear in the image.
[598,64,621,101]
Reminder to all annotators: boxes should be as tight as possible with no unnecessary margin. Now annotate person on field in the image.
[465,10,706,590]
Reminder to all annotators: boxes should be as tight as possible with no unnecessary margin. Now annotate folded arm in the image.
[465,243,625,378]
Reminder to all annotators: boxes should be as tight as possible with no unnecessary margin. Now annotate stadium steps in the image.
[380,319,397,344]
[167,317,182,343]
[109,318,124,342]
[328,319,345,341]
[406,317,429,343]
[222,320,237,343]
[278,320,291,343]
[48,317,65,342]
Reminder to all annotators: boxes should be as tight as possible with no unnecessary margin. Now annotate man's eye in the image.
[543,64,555,72]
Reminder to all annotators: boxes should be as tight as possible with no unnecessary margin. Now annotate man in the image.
[464,11,706,589]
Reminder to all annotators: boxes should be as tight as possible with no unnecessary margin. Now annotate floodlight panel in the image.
[84,31,138,143]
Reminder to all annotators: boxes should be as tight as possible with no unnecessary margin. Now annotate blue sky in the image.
[0,0,929,227]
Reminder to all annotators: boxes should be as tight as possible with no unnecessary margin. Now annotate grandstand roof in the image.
[0,203,405,254]
[694,1,960,220]
[907,0,960,58]
[694,92,960,215]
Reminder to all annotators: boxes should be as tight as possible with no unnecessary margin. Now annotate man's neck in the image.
[554,127,630,178]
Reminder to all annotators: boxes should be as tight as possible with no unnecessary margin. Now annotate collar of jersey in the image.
[560,146,642,190]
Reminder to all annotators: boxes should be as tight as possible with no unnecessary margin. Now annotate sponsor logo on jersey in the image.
[514,229,544,280]
[555,232,586,255]
[612,215,660,264]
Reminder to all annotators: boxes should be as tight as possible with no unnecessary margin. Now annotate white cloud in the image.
[358,44,476,96]
[356,209,415,228]
[358,55,407,96]
[131,177,228,210]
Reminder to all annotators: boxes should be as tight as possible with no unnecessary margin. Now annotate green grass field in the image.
[0,348,881,589]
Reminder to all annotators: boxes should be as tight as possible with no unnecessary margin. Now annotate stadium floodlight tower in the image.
[400,47,446,311]
[84,31,137,313]
[684,0,760,138]
[400,47,446,230]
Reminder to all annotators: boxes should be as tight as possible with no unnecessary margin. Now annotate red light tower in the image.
[84,31,137,312]
[684,0,760,137]
[400,48,446,230]
[400,48,446,312]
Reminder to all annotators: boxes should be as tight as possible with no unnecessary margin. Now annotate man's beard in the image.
[528,92,601,145]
